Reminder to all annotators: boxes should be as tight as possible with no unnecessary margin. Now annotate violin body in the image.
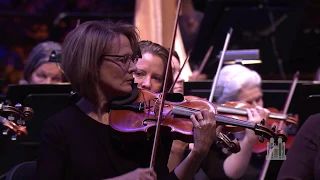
[109,89,216,143]
[109,86,287,147]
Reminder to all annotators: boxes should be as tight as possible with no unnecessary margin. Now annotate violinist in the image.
[36,20,217,180]
[277,113,320,179]
[133,40,174,92]
[198,64,270,179]
[19,41,66,85]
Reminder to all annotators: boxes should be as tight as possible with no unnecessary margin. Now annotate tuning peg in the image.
[222,148,229,154]
[11,134,17,141]
[272,125,277,132]
[15,103,22,108]
[260,119,265,125]
[2,128,9,135]
[17,119,25,126]
[8,115,15,121]
[259,135,264,143]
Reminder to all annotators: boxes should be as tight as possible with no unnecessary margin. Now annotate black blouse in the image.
[36,104,178,180]
[277,113,320,180]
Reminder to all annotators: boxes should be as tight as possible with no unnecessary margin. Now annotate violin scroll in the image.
[254,121,288,144]
[0,101,34,140]
[216,132,241,154]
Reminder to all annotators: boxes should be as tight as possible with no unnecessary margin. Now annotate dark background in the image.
[0,0,319,85]
[191,0,320,80]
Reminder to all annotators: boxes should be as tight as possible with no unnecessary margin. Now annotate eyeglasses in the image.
[102,54,141,66]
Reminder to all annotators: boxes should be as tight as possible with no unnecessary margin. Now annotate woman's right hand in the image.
[110,168,157,180]
[189,109,217,159]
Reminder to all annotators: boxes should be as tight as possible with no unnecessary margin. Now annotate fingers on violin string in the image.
[247,109,254,119]
[201,109,210,121]
[208,110,215,122]
[190,114,201,129]
[195,111,204,121]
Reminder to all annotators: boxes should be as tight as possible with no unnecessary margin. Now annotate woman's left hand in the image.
[246,107,270,141]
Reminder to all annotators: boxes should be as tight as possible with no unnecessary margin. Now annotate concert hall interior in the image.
[0,0,320,180]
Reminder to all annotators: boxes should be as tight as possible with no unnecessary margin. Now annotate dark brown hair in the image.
[139,40,174,92]
[61,20,140,104]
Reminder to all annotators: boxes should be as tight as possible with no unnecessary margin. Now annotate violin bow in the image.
[259,71,300,180]
[149,0,182,168]
[194,45,214,80]
[168,44,212,93]
[208,28,233,102]
[168,51,191,93]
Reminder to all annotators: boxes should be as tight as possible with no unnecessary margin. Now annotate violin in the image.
[0,101,34,140]
[109,84,287,149]
[183,95,240,154]
[217,101,299,133]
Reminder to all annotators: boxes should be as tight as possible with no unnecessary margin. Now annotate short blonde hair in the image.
[214,64,262,103]
[61,20,140,104]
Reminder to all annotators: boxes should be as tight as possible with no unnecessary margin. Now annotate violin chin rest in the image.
[165,93,184,102]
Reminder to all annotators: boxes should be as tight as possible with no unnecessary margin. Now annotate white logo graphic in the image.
[266,137,286,160]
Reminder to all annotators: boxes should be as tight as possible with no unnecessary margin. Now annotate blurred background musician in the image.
[19,41,65,85]
[187,64,269,180]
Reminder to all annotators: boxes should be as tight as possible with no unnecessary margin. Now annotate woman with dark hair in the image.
[36,21,217,180]
[20,41,65,84]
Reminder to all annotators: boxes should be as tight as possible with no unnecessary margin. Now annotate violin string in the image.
[173,105,256,129]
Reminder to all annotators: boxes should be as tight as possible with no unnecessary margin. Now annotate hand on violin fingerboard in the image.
[190,109,217,157]
[246,107,269,141]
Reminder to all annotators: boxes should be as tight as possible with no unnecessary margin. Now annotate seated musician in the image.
[195,64,270,180]
[36,20,217,180]
[19,41,65,85]
[134,43,265,179]
[277,113,320,179]
[134,42,192,172]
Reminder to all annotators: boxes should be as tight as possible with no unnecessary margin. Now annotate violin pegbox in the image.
[216,132,241,155]
[0,101,34,140]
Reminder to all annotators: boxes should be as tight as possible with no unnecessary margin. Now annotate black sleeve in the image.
[200,146,232,180]
[162,170,179,180]
[277,114,320,180]
[36,118,67,180]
